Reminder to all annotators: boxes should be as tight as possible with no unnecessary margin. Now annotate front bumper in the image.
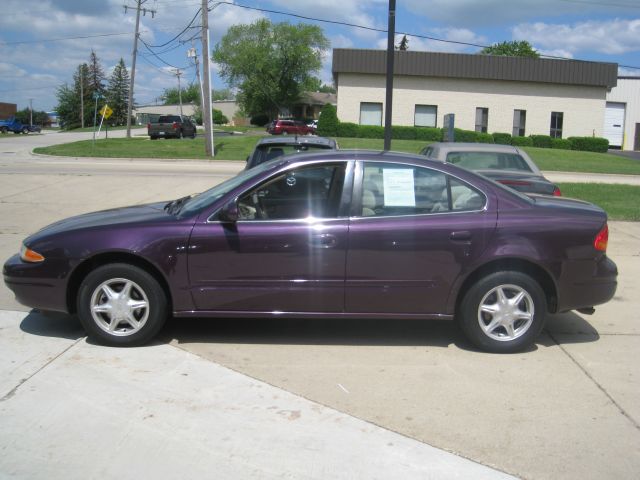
[3,254,70,313]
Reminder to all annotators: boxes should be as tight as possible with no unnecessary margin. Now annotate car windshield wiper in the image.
[164,195,191,214]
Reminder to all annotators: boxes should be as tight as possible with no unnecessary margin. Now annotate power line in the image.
[144,7,201,48]
[0,31,138,46]
[139,36,192,69]
[558,0,640,8]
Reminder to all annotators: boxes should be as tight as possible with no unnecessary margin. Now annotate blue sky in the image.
[1,0,639,112]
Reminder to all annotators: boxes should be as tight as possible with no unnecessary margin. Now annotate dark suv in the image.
[267,119,314,136]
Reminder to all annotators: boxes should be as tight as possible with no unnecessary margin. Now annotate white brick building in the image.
[332,49,619,143]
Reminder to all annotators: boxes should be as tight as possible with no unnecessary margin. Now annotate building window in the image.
[475,108,488,133]
[513,110,526,136]
[414,105,437,127]
[550,112,563,138]
[360,102,383,126]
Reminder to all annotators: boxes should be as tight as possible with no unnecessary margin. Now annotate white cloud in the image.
[513,19,640,55]
[618,66,640,77]
[376,29,487,53]
[402,0,634,27]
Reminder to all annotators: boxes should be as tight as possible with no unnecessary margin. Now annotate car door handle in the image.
[311,233,337,248]
[450,230,472,242]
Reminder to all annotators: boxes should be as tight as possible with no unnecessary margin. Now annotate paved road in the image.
[1,133,639,479]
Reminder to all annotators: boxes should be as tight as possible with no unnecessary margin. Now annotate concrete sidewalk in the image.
[0,310,514,480]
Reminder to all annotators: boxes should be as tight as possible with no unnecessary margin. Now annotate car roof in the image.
[276,149,447,167]
[427,142,521,154]
[255,136,337,147]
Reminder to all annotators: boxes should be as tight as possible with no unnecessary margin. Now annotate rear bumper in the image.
[557,256,618,312]
[3,254,70,313]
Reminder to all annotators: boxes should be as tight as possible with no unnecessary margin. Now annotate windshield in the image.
[178,160,277,215]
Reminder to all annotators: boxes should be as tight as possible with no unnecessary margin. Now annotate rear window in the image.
[158,115,181,123]
[446,152,532,172]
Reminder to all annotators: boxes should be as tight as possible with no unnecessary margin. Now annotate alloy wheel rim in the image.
[90,277,149,336]
[477,284,534,342]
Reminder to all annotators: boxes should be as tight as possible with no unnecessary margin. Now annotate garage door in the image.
[604,102,625,148]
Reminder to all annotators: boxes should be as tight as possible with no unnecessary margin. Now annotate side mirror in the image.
[219,201,239,223]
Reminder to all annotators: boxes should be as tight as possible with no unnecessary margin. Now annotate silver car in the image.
[421,142,561,196]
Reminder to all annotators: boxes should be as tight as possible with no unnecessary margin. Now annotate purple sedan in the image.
[3,151,617,353]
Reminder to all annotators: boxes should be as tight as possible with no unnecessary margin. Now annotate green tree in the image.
[161,83,201,105]
[212,88,234,101]
[212,108,229,125]
[88,50,107,96]
[480,41,539,58]
[397,35,409,51]
[106,58,131,126]
[316,103,339,137]
[15,108,49,126]
[55,83,80,129]
[212,19,329,120]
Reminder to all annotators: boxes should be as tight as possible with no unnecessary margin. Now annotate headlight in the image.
[20,244,45,263]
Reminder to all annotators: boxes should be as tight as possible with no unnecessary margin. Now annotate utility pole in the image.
[173,68,184,116]
[79,65,84,128]
[29,98,33,126]
[201,0,214,156]
[124,0,156,138]
[384,0,396,151]
[187,43,205,123]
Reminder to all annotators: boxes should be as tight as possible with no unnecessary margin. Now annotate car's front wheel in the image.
[458,271,546,353]
[77,263,168,346]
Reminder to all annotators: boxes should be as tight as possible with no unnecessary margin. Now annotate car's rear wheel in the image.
[22,127,29,134]
[458,271,546,353]
[77,263,168,346]
[150,135,158,140]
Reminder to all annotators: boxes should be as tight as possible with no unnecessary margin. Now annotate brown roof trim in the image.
[332,48,618,89]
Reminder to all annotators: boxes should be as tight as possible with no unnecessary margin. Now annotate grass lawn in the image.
[558,183,640,221]
[65,125,146,133]
[33,135,640,176]
[34,136,258,160]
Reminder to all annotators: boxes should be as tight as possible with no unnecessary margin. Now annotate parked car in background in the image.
[421,142,561,196]
[267,119,314,136]
[0,117,41,134]
[245,136,337,169]
[148,115,196,140]
[4,150,616,353]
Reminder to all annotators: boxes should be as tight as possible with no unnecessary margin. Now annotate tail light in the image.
[594,224,608,252]
[172,122,179,129]
[146,123,151,130]
[553,186,562,196]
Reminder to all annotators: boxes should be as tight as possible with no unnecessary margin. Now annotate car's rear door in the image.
[188,161,353,313]
[345,160,497,315]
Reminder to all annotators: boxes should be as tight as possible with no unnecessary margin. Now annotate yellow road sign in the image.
[99,105,113,119]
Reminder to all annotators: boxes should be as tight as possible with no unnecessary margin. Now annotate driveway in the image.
[0,134,639,479]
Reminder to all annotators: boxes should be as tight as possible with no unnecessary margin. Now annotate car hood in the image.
[26,201,172,243]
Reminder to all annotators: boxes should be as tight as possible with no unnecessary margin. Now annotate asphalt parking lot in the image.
[1,134,639,479]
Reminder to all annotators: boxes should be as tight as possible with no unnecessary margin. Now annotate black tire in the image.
[150,136,158,140]
[0,127,7,134]
[458,271,546,353]
[22,127,30,134]
[177,130,183,139]
[77,263,168,347]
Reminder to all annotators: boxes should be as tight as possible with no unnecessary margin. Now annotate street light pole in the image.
[201,0,214,156]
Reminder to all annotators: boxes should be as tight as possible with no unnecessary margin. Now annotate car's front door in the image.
[346,161,497,315]
[188,161,352,313]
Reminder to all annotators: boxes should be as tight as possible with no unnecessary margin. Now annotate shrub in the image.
[250,114,269,127]
[391,126,417,140]
[492,132,512,145]
[551,138,571,150]
[511,136,534,147]
[357,125,385,138]
[415,127,443,141]
[317,103,339,137]
[212,109,228,125]
[451,128,478,143]
[530,135,553,148]
[476,133,495,143]
[336,122,358,138]
[567,136,609,153]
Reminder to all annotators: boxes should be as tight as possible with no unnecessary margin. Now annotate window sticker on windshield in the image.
[383,168,415,207]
